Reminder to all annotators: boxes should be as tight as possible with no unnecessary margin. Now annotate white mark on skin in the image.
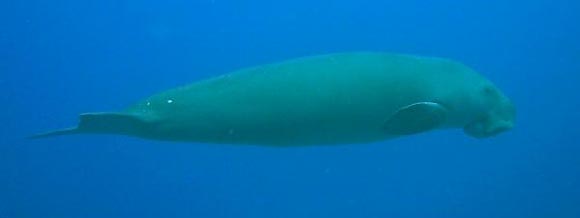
[146,102,151,106]
[167,99,174,104]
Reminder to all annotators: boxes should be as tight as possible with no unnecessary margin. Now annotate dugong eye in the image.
[482,86,498,97]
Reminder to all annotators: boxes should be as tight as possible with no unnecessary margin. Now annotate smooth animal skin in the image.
[32,52,516,146]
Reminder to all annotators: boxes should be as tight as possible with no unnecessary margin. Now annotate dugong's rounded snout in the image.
[463,99,516,138]
[485,120,514,137]
[463,119,514,138]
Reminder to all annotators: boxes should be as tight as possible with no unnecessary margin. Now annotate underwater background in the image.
[1,0,579,217]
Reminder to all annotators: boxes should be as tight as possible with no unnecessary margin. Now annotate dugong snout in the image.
[464,95,516,138]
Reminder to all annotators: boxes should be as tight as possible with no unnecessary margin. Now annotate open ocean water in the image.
[1,0,579,217]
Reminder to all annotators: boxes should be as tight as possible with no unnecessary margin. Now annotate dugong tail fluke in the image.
[30,112,146,139]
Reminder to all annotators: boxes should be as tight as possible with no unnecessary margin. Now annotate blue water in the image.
[1,0,579,217]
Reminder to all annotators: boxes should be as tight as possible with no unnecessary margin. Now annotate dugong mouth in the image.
[463,119,514,138]
[463,100,516,138]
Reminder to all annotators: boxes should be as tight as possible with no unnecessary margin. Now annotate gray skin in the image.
[32,52,516,146]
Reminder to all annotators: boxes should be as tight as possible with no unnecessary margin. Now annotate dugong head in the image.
[433,61,516,138]
[460,82,516,138]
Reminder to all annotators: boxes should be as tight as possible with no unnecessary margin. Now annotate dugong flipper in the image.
[383,102,448,135]
[32,52,515,146]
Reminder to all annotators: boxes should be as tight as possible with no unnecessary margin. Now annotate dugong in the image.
[32,52,515,146]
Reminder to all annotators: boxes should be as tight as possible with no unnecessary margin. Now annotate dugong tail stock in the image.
[29,113,146,139]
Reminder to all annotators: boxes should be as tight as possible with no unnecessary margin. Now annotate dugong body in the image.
[33,52,515,146]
